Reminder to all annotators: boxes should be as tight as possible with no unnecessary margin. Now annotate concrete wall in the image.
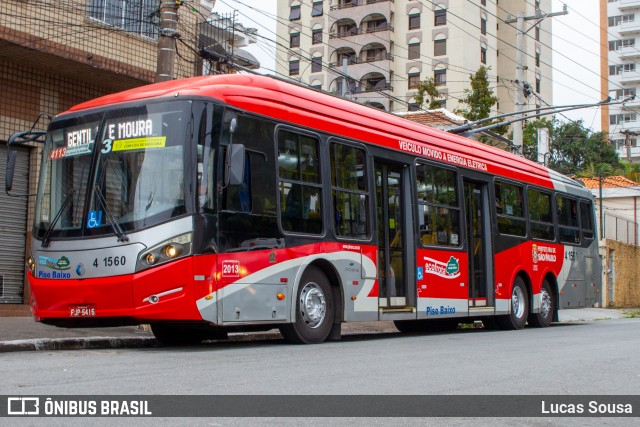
[602,239,640,307]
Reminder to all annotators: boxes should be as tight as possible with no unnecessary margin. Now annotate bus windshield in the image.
[34,101,193,241]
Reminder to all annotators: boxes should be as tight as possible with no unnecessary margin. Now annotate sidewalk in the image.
[0,308,633,353]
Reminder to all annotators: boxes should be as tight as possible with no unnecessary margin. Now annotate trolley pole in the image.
[156,1,181,82]
[505,5,567,155]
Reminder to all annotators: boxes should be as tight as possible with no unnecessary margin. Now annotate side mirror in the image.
[226,144,246,186]
[5,150,17,193]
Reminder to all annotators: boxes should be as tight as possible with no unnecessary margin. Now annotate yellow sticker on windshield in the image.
[112,136,166,151]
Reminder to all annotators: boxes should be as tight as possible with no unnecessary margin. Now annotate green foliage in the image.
[522,118,620,176]
[414,77,444,110]
[616,160,640,183]
[454,66,498,122]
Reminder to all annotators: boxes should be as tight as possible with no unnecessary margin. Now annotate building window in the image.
[312,29,323,44]
[536,78,540,94]
[610,65,623,75]
[88,0,159,39]
[625,63,637,72]
[434,39,447,56]
[409,13,421,30]
[408,72,420,89]
[610,88,636,99]
[535,52,540,67]
[408,103,419,111]
[289,4,301,20]
[434,9,446,26]
[481,17,487,35]
[535,26,540,41]
[311,56,322,73]
[408,42,420,60]
[289,60,300,76]
[434,69,446,86]
[480,47,487,64]
[311,1,323,17]
[290,32,300,48]
[610,113,637,124]
[481,0,487,5]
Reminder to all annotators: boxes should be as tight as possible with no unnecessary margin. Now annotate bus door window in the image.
[375,161,406,307]
[464,179,491,306]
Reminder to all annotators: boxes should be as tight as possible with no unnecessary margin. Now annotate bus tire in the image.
[150,323,205,346]
[497,276,529,330]
[528,280,554,328]
[280,266,334,344]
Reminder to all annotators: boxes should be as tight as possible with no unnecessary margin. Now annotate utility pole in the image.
[620,129,639,162]
[505,4,567,155]
[156,1,181,82]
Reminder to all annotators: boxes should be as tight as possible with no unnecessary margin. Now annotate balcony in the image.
[621,120,640,130]
[329,53,393,67]
[620,0,640,11]
[618,46,640,59]
[621,70,640,84]
[616,145,640,161]
[619,20,640,35]
[330,0,394,11]
[329,25,394,39]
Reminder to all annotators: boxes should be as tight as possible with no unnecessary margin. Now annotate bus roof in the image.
[65,74,581,191]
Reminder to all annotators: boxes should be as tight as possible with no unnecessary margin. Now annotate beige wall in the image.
[603,240,640,307]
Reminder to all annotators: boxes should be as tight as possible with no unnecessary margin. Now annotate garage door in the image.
[0,143,30,304]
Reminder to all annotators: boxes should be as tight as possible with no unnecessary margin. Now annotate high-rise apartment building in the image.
[602,0,640,163]
[276,0,553,118]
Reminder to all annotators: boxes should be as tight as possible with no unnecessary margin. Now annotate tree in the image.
[616,160,640,183]
[548,120,619,176]
[414,77,444,110]
[454,66,498,122]
[522,118,620,176]
[522,117,554,162]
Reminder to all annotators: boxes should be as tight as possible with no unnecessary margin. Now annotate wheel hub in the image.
[512,286,525,319]
[299,282,326,328]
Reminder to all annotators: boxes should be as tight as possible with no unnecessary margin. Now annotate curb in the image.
[0,336,158,353]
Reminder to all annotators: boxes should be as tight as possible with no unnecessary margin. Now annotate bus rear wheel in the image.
[528,280,554,328]
[497,276,529,330]
[280,266,334,344]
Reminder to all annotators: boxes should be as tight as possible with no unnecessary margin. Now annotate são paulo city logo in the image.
[423,256,460,279]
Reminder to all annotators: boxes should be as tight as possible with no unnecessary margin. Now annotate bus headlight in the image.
[26,256,36,275]
[136,233,192,272]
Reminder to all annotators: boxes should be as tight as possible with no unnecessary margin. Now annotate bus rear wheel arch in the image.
[496,275,529,330]
[528,279,556,328]
[280,265,335,344]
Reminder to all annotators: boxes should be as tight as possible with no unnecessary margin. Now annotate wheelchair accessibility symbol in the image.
[87,210,103,229]
[416,267,424,281]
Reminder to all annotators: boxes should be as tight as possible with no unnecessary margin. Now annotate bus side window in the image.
[580,200,595,240]
[557,195,580,244]
[277,130,323,234]
[416,163,460,247]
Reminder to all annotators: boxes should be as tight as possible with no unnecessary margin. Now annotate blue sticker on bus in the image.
[416,267,424,281]
[87,211,103,228]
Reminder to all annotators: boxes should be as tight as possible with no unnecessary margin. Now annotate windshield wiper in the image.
[93,185,129,242]
[41,188,76,248]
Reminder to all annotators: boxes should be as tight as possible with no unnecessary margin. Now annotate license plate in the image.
[69,305,96,317]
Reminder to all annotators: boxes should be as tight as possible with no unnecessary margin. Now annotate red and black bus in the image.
[7,74,601,344]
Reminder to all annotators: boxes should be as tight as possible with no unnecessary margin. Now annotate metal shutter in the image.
[0,143,30,303]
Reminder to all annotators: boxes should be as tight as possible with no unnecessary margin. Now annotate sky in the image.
[210,0,603,131]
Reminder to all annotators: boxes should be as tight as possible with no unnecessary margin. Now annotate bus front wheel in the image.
[280,266,334,344]
[528,280,555,328]
[497,276,529,330]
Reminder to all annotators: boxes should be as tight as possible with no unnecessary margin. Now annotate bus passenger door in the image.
[375,160,414,313]
[463,179,494,310]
